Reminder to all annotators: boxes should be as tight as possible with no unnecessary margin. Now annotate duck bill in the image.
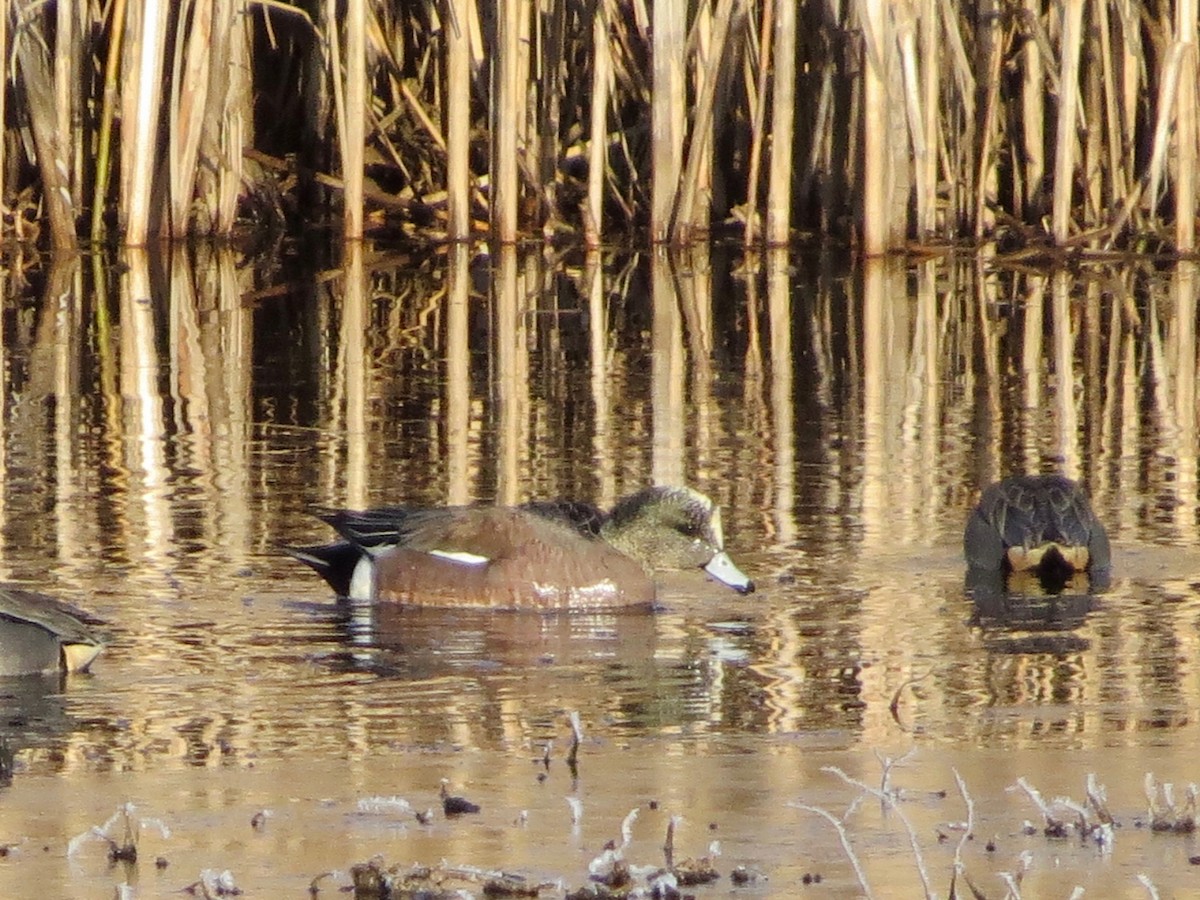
[61,641,104,674]
[704,552,755,594]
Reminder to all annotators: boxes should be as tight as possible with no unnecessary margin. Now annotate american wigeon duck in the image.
[286,486,755,610]
[0,587,106,677]
[964,474,1111,591]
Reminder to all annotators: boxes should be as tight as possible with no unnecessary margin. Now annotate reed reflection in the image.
[0,248,1197,773]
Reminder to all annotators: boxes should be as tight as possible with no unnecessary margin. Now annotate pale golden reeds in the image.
[0,0,1196,252]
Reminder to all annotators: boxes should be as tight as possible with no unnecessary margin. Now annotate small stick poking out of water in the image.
[567,711,583,771]
[663,815,681,869]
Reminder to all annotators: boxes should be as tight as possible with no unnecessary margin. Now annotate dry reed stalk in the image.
[742,0,773,246]
[342,0,367,238]
[895,3,930,235]
[1174,1,1197,251]
[935,0,974,230]
[651,0,685,242]
[537,0,567,238]
[54,0,81,213]
[918,0,938,234]
[91,0,129,243]
[447,0,472,240]
[1095,0,1125,221]
[212,0,251,235]
[973,0,1002,239]
[859,0,890,254]
[674,0,739,244]
[1020,0,1045,219]
[1117,0,1142,206]
[13,10,76,250]
[168,0,215,237]
[122,0,170,245]
[765,0,795,245]
[585,2,612,246]
[1083,46,1103,232]
[1051,0,1084,243]
[493,0,523,243]
[1146,40,1186,230]
[0,4,6,240]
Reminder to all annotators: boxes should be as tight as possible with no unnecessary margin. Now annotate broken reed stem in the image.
[824,763,934,900]
[793,804,875,899]
[951,769,974,872]
[663,815,678,868]
[566,710,583,769]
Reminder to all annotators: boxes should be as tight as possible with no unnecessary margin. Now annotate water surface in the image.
[0,246,1197,897]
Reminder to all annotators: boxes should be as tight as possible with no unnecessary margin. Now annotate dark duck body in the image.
[964,474,1110,593]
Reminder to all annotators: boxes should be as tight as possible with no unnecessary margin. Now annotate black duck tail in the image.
[282,542,363,598]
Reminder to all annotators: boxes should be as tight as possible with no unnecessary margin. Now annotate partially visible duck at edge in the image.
[0,587,107,677]
[285,485,755,610]
[964,473,1111,592]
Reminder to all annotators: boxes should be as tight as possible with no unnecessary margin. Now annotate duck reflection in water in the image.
[285,486,755,611]
[0,588,107,784]
[963,474,1110,642]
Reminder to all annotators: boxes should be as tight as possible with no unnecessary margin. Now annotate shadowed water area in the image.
[0,246,1198,897]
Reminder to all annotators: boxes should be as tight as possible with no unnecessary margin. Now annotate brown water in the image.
[0,245,1198,897]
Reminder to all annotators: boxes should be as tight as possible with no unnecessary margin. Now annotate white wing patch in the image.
[429,549,490,566]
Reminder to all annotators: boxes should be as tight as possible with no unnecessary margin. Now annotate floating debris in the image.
[1012,774,1114,847]
[356,796,414,816]
[729,865,765,885]
[184,869,241,897]
[1145,773,1197,833]
[441,779,481,816]
[347,859,547,899]
[250,809,271,831]
[67,803,171,865]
